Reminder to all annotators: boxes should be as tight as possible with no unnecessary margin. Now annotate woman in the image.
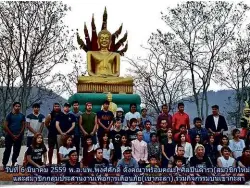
[116,107,126,129]
[161,129,176,167]
[175,133,193,161]
[95,132,114,162]
[204,134,217,166]
[191,134,202,155]
[82,135,95,167]
[217,135,230,156]
[59,136,76,164]
[120,134,130,159]
[25,133,47,168]
[229,129,245,159]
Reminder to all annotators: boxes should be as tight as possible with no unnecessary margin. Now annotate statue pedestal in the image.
[68,93,141,113]
[77,76,134,94]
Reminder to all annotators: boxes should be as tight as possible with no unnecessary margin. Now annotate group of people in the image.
[1,101,250,184]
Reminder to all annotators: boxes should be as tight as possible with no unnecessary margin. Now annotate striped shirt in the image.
[26,113,45,136]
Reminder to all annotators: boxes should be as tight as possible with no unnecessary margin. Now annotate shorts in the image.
[48,135,58,149]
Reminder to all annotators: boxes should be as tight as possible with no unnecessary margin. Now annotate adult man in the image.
[189,117,209,144]
[131,131,148,168]
[97,100,114,139]
[69,101,83,156]
[237,147,250,183]
[156,104,172,130]
[168,145,187,168]
[141,108,153,130]
[2,102,25,168]
[26,103,45,147]
[117,147,139,185]
[45,102,62,165]
[172,102,190,132]
[125,103,141,129]
[142,120,153,144]
[205,105,228,144]
[88,147,109,169]
[56,103,76,148]
[79,102,98,144]
[88,148,109,185]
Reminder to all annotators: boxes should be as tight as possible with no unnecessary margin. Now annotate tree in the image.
[0,1,74,117]
[126,44,191,115]
[216,28,250,126]
[149,1,249,119]
[54,51,86,97]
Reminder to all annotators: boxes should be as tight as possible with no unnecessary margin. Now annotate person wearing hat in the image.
[116,107,126,130]
[79,102,98,145]
[55,103,76,148]
[117,146,139,185]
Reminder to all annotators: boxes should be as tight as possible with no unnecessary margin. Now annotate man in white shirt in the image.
[26,103,45,147]
[131,131,148,168]
[125,103,141,129]
[205,105,228,145]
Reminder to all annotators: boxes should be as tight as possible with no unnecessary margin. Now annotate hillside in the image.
[179,89,236,126]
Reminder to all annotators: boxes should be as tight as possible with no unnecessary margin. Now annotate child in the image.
[173,156,190,185]
[144,155,161,185]
[147,133,161,164]
[59,136,76,164]
[95,132,114,162]
[25,133,47,168]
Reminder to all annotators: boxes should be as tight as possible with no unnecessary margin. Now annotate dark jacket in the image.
[205,114,228,132]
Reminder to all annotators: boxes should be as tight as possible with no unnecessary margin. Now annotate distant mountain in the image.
[178,89,236,126]
[0,87,67,118]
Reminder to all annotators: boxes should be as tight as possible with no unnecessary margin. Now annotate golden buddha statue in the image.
[77,7,134,93]
[101,92,117,116]
[87,29,120,77]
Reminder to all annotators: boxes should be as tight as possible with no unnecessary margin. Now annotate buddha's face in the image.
[99,33,110,48]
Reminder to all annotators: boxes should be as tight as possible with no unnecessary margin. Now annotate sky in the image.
[59,0,246,98]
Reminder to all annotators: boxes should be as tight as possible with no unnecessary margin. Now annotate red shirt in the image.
[156,113,172,130]
[172,111,190,131]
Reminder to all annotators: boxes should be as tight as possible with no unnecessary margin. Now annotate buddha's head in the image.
[98,29,111,50]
